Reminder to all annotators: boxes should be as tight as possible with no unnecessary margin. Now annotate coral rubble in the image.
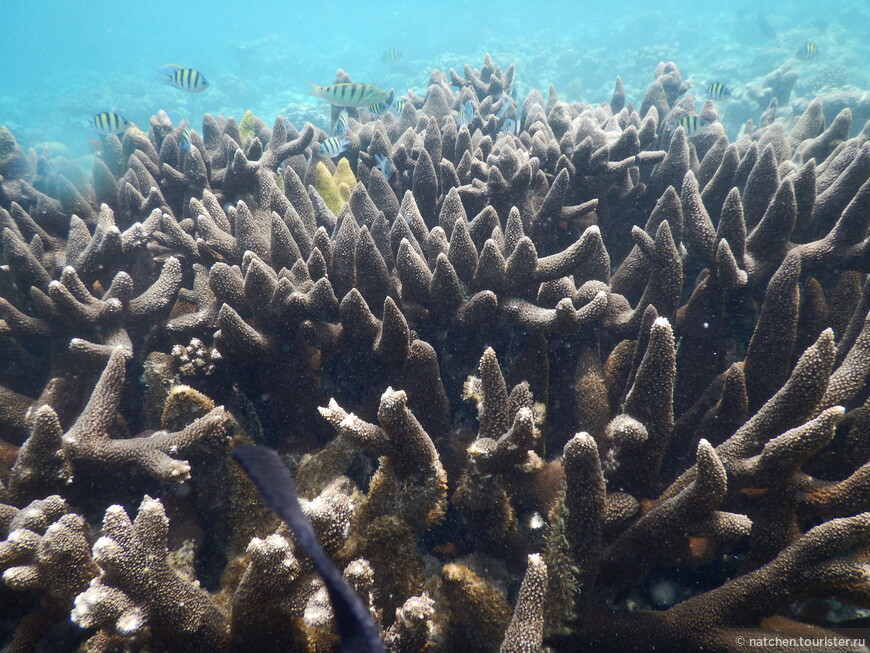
[1,55,870,652]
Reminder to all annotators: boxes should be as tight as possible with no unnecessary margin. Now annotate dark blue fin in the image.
[232,445,385,653]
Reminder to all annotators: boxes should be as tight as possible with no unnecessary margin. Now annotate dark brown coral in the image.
[0,53,869,653]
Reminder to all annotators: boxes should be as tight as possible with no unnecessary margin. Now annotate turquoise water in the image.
[1,0,867,157]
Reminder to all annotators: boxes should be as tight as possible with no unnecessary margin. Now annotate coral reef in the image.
[1,54,870,652]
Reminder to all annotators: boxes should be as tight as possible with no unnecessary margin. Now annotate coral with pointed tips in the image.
[72,495,230,652]
[500,554,547,653]
[0,52,869,652]
[8,347,232,505]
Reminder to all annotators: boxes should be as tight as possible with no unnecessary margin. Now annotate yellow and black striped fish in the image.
[369,98,406,116]
[158,65,209,92]
[332,109,349,136]
[705,82,732,100]
[669,114,708,136]
[796,43,819,60]
[382,49,404,64]
[318,136,350,158]
[308,82,390,108]
[91,112,130,135]
[369,101,389,116]
[179,122,192,154]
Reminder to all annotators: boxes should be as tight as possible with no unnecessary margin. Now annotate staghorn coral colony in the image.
[0,54,869,652]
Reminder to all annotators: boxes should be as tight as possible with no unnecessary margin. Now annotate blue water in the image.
[0,0,868,158]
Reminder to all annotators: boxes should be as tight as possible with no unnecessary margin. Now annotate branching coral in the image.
[71,495,230,652]
[0,496,99,651]
[0,53,869,652]
[8,347,233,504]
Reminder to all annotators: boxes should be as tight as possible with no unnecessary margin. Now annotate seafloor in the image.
[0,53,870,652]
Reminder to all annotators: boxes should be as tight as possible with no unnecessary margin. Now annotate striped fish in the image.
[673,114,708,136]
[180,122,192,154]
[91,112,130,135]
[369,97,406,117]
[706,82,732,100]
[332,109,349,136]
[158,65,209,92]
[796,43,819,60]
[382,48,404,64]
[369,101,389,116]
[318,136,350,158]
[308,82,390,108]
[457,101,475,128]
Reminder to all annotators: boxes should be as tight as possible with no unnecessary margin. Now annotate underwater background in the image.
[1,0,868,156]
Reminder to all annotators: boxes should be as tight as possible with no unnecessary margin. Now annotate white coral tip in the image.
[116,608,144,635]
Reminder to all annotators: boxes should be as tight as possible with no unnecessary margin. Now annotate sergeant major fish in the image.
[319,136,351,158]
[382,48,404,64]
[157,64,209,92]
[706,82,732,100]
[332,109,349,136]
[668,114,708,136]
[91,112,130,136]
[457,100,475,128]
[796,43,819,60]
[369,97,406,116]
[496,96,516,118]
[369,101,389,116]
[179,122,192,154]
[308,82,391,108]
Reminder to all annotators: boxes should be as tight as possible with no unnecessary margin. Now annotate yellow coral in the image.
[313,159,356,213]
[238,110,257,144]
[334,157,356,200]
[314,161,342,213]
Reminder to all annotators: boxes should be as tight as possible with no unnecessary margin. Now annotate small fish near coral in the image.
[457,100,475,128]
[157,64,210,92]
[164,113,193,154]
[369,101,390,116]
[90,111,130,135]
[795,43,819,60]
[332,109,349,136]
[369,97,406,116]
[667,114,709,136]
[496,96,515,118]
[308,82,391,108]
[706,82,732,100]
[382,48,404,64]
[372,153,393,180]
[318,136,351,158]
[179,122,192,155]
